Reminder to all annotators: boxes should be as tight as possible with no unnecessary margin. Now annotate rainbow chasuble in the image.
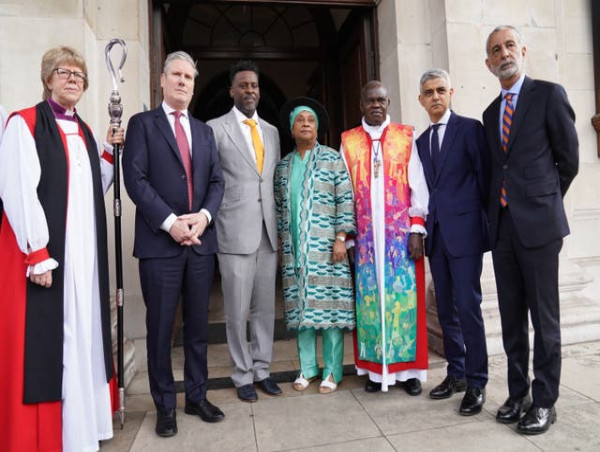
[342,123,427,372]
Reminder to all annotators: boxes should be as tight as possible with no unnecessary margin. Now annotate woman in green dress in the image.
[274,97,355,394]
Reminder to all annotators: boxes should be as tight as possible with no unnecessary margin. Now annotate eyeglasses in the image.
[53,68,87,83]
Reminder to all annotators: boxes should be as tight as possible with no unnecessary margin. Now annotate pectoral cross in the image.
[372,139,382,178]
[374,158,381,178]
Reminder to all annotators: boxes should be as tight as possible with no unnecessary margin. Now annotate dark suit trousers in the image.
[140,248,215,411]
[492,207,562,407]
[429,224,488,388]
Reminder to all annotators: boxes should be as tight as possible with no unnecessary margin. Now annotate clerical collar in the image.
[48,98,77,122]
[362,114,391,139]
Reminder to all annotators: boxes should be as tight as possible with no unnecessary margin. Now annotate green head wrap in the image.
[289,105,319,131]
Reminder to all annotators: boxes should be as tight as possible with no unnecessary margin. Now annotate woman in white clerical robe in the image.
[0,46,124,452]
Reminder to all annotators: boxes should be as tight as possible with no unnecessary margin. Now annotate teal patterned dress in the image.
[274,143,356,330]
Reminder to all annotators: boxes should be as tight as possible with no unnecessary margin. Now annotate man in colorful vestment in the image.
[341,80,430,394]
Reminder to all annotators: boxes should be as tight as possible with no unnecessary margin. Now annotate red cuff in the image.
[410,216,425,227]
[25,248,50,266]
[102,150,114,165]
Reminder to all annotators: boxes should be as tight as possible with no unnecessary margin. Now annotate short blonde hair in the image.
[41,46,89,100]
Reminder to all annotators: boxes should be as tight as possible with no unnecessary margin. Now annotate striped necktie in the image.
[500,93,514,207]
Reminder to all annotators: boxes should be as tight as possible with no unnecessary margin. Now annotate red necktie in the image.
[500,93,514,207]
[172,111,193,210]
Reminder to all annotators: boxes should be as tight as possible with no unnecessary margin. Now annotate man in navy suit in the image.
[416,69,490,416]
[123,51,225,437]
[483,26,578,435]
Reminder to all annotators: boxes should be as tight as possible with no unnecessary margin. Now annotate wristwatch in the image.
[335,235,346,242]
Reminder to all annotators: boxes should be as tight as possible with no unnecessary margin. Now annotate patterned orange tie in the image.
[243,118,264,174]
[500,93,514,207]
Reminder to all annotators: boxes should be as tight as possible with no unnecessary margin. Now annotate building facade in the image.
[1,0,598,387]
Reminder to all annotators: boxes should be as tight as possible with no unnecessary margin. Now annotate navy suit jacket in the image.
[482,76,578,249]
[123,106,224,259]
[416,111,490,257]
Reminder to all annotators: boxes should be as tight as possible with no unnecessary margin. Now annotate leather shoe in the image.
[237,383,258,402]
[496,394,532,424]
[184,398,225,423]
[517,405,556,435]
[429,375,467,399]
[403,378,422,396]
[364,379,381,393]
[459,386,485,416]
[155,409,177,437]
[256,377,282,396]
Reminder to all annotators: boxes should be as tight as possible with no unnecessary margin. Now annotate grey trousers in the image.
[218,228,277,387]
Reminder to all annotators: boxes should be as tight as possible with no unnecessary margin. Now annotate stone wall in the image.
[378,0,600,355]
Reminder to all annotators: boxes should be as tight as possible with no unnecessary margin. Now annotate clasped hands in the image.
[169,212,208,246]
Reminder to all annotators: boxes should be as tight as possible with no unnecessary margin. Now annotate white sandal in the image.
[293,373,316,391]
[319,374,338,394]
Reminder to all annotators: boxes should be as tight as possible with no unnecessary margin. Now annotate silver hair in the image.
[486,25,523,55]
[163,51,198,77]
[419,68,451,91]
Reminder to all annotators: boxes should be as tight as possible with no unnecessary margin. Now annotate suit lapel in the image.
[153,108,183,167]
[435,111,458,182]
[223,110,260,175]
[489,95,503,159]
[189,116,202,179]
[420,130,435,185]
[258,118,276,174]
[506,76,535,154]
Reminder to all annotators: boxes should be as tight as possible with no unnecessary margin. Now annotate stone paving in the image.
[101,339,600,452]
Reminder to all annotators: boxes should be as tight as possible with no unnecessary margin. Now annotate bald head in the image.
[360,80,390,126]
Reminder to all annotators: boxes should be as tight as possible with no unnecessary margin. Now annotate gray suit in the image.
[207,108,280,387]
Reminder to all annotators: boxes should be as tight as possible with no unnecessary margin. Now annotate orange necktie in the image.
[500,93,514,207]
[243,118,264,174]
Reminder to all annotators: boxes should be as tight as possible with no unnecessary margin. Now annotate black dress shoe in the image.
[256,377,282,396]
[459,386,485,416]
[429,375,467,400]
[155,409,177,437]
[237,383,258,402]
[184,398,225,423]
[496,394,532,424]
[403,378,422,396]
[517,405,556,435]
[364,379,381,393]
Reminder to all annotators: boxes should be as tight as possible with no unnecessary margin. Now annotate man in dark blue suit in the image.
[483,26,578,435]
[416,69,490,416]
[123,51,225,437]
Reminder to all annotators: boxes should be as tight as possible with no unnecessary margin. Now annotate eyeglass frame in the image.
[53,67,87,83]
